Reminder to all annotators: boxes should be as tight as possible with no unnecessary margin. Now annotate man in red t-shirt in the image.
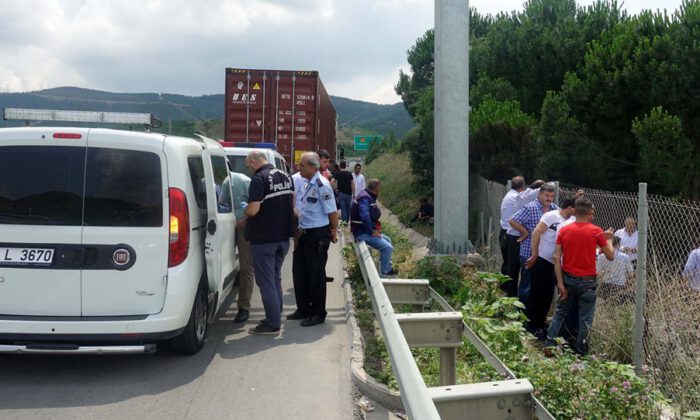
[545,197,614,355]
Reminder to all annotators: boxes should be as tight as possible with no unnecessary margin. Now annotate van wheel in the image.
[170,286,208,354]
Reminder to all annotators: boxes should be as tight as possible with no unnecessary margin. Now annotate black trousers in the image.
[526,257,556,330]
[499,229,508,274]
[292,227,331,318]
[501,234,521,297]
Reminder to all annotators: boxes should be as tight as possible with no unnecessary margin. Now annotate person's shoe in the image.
[248,322,280,335]
[233,309,249,323]
[286,310,307,320]
[381,268,398,277]
[534,329,547,342]
[301,315,325,327]
[544,338,557,347]
[326,276,334,282]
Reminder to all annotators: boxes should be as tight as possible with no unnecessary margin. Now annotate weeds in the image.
[346,234,671,418]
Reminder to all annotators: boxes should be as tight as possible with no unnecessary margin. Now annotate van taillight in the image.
[168,188,190,267]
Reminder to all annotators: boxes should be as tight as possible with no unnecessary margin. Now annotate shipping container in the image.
[224,68,337,164]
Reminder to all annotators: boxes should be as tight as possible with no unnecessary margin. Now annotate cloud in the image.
[0,0,683,102]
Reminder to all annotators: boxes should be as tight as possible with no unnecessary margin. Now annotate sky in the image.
[0,0,686,104]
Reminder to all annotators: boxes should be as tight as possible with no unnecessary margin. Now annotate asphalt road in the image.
[0,241,355,420]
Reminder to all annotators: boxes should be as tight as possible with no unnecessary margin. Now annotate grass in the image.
[363,151,434,238]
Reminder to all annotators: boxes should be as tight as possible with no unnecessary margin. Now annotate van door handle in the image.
[207,219,217,235]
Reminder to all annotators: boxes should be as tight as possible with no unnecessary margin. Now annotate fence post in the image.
[633,183,649,375]
[554,181,560,206]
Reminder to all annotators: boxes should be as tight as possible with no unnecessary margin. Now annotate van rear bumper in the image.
[0,343,157,354]
[0,313,188,338]
[0,328,183,344]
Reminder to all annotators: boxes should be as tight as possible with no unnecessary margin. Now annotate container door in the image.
[80,131,168,316]
[0,130,87,316]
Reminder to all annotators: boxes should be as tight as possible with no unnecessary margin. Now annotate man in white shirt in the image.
[500,177,543,296]
[615,216,638,263]
[352,163,366,197]
[523,198,576,338]
[683,243,700,292]
[597,236,635,301]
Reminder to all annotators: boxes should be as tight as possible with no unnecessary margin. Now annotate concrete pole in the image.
[434,0,470,254]
[634,183,649,375]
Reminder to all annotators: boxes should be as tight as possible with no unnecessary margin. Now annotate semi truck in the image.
[224,68,337,165]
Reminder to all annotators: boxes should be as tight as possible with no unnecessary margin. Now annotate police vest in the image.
[246,164,295,244]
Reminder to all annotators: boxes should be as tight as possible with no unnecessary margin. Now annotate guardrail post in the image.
[440,347,457,386]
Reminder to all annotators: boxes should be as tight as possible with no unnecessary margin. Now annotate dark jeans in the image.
[292,227,331,318]
[547,274,598,355]
[501,234,521,297]
[518,255,533,306]
[338,192,352,222]
[250,240,290,329]
[526,257,555,330]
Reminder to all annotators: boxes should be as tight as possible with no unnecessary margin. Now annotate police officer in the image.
[288,152,339,327]
[244,150,295,335]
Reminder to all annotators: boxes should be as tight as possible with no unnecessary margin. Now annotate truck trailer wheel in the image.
[170,286,208,354]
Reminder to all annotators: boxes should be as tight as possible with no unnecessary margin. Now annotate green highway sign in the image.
[353,135,382,150]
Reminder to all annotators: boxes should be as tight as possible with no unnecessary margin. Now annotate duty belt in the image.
[299,226,329,235]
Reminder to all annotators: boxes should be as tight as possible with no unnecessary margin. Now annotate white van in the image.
[223,145,289,176]
[0,127,238,354]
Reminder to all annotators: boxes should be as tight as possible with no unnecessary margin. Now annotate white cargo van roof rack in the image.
[3,107,162,129]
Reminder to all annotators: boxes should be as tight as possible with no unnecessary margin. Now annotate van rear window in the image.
[227,155,250,176]
[0,146,162,227]
[0,146,85,225]
[84,148,162,227]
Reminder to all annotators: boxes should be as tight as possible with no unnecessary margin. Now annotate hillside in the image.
[0,87,415,139]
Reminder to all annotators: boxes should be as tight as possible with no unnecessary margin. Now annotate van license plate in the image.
[0,247,55,266]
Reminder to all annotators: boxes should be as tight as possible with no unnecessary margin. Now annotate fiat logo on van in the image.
[112,248,131,266]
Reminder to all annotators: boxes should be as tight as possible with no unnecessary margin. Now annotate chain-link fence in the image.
[470,174,700,412]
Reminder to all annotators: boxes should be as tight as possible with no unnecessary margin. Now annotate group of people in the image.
[500,176,625,354]
[232,149,395,336]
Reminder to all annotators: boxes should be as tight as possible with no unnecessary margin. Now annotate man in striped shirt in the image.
[509,183,557,306]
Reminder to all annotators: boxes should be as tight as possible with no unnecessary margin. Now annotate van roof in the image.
[0,127,221,150]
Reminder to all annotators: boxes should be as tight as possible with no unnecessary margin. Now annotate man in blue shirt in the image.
[509,183,557,306]
[230,172,254,323]
[350,179,397,277]
[288,152,339,327]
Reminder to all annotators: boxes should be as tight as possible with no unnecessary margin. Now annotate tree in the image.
[535,92,601,186]
[469,96,537,182]
[632,106,696,198]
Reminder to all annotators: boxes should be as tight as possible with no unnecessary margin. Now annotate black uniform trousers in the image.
[292,226,331,319]
[501,234,521,297]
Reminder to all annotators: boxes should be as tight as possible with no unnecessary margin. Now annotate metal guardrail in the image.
[354,242,441,419]
[429,289,555,420]
[354,242,542,419]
